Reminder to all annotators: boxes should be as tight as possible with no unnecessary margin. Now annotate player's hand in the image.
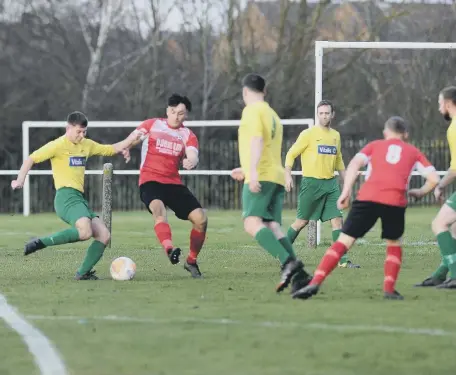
[11,179,23,190]
[122,149,131,163]
[183,158,196,170]
[230,168,244,181]
[337,191,350,210]
[285,172,293,192]
[408,188,424,200]
[434,186,444,202]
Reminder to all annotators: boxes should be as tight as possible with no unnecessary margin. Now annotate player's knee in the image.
[432,217,446,235]
[330,217,343,230]
[96,227,111,245]
[292,219,308,231]
[75,219,93,241]
[244,216,263,236]
[189,208,207,231]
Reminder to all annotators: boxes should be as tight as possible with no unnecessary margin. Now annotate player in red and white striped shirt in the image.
[292,116,440,300]
[125,94,207,278]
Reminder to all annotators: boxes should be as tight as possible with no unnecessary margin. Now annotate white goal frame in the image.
[6,118,314,216]
[311,41,455,246]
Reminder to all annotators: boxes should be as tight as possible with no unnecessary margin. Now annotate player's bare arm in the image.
[11,157,35,189]
[249,136,263,192]
[409,170,440,200]
[284,132,308,192]
[183,147,199,170]
[230,167,245,181]
[434,168,456,201]
[337,155,365,210]
[112,131,143,153]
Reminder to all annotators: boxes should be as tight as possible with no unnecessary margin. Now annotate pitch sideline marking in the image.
[25,314,455,337]
[0,293,68,375]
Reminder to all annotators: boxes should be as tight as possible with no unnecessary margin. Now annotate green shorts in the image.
[297,177,343,222]
[54,187,97,226]
[242,182,285,224]
[445,192,456,211]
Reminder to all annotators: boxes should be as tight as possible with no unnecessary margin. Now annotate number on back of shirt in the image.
[385,144,402,164]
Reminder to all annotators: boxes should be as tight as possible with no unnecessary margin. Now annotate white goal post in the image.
[9,118,314,216]
[310,41,456,247]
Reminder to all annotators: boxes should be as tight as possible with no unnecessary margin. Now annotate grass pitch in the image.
[1,207,456,375]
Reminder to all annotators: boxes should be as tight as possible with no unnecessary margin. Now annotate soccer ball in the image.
[110,257,136,281]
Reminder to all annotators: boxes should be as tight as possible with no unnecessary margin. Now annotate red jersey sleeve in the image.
[135,119,155,138]
[356,141,376,166]
[414,149,435,177]
[186,130,199,151]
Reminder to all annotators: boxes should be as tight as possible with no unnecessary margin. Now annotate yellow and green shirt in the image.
[238,101,285,185]
[448,118,456,170]
[30,135,116,192]
[285,126,344,180]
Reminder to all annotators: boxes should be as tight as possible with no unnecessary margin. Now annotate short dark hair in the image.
[67,111,88,127]
[168,93,192,112]
[317,100,335,113]
[385,116,407,134]
[242,73,266,93]
[440,86,456,105]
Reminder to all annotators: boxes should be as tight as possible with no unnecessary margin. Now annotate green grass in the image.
[1,207,456,375]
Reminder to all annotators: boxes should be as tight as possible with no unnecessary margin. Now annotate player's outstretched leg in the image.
[24,226,81,255]
[383,241,404,300]
[265,221,312,293]
[74,217,110,280]
[431,204,456,289]
[184,208,207,278]
[149,200,181,265]
[293,235,354,300]
[245,217,304,292]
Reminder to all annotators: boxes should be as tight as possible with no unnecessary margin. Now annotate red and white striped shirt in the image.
[135,118,198,185]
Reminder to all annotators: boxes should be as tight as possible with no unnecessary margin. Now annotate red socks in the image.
[311,241,347,285]
[384,246,402,293]
[187,229,206,264]
[154,222,173,253]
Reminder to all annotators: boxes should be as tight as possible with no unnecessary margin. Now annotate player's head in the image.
[317,100,335,128]
[166,93,191,128]
[66,111,88,144]
[242,73,266,105]
[439,86,456,122]
[383,116,408,140]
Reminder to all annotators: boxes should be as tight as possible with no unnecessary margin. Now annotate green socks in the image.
[432,261,449,281]
[332,229,348,264]
[78,240,106,275]
[279,237,296,259]
[287,227,300,244]
[437,231,456,278]
[40,228,80,247]
[255,228,290,264]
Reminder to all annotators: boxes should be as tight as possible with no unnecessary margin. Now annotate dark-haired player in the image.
[11,111,140,279]
[284,100,359,268]
[125,94,207,278]
[231,74,311,293]
[415,86,456,289]
[292,116,440,300]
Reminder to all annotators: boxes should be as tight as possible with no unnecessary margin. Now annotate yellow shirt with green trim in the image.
[448,118,456,170]
[238,101,285,185]
[285,126,344,179]
[30,135,116,192]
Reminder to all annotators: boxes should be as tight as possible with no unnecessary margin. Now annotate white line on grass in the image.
[25,314,455,338]
[0,294,68,375]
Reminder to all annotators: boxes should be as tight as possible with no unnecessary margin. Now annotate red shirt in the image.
[356,139,434,207]
[136,118,198,185]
